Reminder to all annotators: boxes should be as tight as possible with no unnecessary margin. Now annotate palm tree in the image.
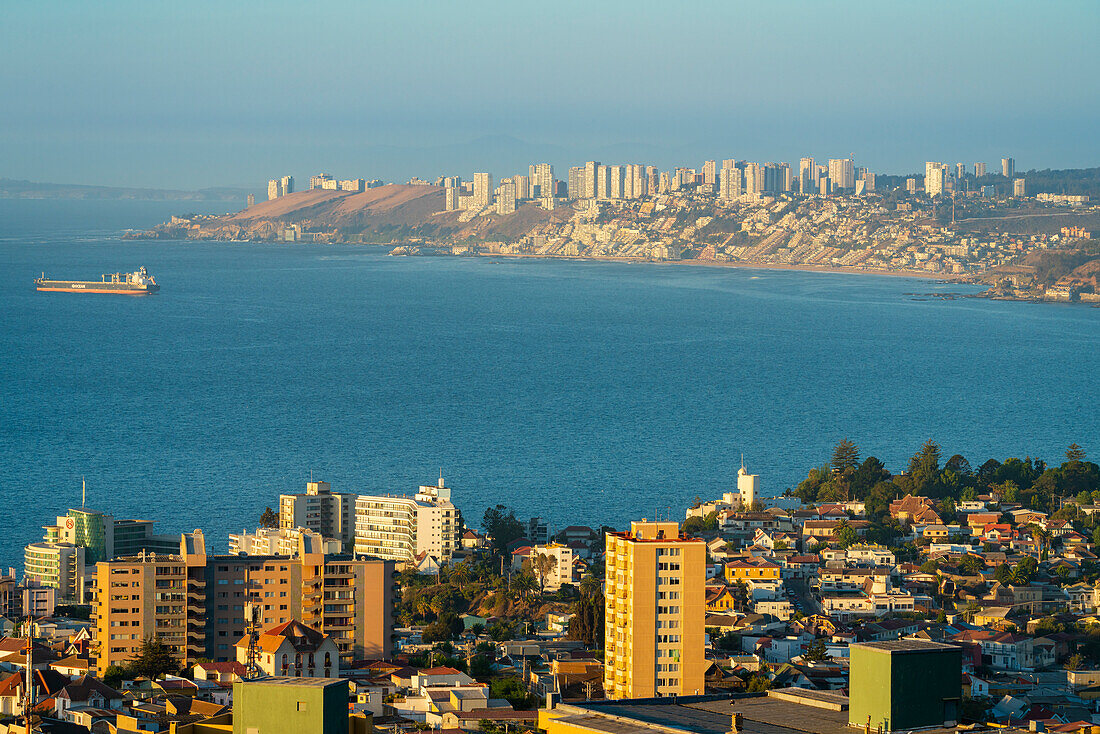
[1031,526,1051,561]
[451,562,471,587]
[512,573,537,599]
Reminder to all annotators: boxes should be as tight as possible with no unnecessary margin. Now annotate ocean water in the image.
[2,199,1099,567]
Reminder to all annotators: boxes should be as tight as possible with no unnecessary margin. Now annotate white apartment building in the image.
[528,543,577,592]
[584,161,601,199]
[23,542,85,602]
[354,477,461,567]
[473,173,493,207]
[496,182,517,215]
[719,167,741,201]
[529,163,553,198]
[925,162,946,197]
[828,158,855,189]
[279,480,356,546]
[228,527,341,556]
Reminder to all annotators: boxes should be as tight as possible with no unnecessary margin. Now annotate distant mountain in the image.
[0,178,258,201]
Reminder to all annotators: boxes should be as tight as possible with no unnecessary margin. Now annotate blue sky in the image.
[2,0,1098,189]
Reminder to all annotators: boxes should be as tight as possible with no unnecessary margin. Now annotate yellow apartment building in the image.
[604,520,705,699]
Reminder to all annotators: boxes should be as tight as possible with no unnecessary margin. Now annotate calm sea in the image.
[2,199,1099,567]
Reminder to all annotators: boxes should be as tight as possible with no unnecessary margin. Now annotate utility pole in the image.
[22,616,35,734]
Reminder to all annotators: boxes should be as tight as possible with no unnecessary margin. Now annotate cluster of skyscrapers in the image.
[441,156,886,214]
[920,158,1020,197]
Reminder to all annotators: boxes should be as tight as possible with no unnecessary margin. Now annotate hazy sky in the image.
[3,0,1099,189]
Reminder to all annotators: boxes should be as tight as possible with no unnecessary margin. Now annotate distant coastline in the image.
[0,177,256,202]
[479,250,953,280]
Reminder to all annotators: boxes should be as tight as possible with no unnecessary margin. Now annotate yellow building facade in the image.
[603,521,705,699]
[723,558,780,583]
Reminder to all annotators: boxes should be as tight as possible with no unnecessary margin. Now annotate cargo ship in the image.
[35,267,160,295]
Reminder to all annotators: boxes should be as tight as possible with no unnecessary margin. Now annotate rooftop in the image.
[550,691,968,734]
[853,639,959,653]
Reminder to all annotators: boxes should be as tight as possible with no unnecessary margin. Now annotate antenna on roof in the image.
[82,476,86,509]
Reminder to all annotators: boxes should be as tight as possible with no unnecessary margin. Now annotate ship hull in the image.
[36,281,159,295]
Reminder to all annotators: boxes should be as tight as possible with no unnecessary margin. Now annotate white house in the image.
[235,619,341,678]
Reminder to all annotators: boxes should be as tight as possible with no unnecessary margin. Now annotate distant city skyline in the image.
[2,1,1098,189]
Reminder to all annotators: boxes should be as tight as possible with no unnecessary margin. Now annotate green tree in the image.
[851,457,891,499]
[834,520,858,549]
[1068,444,1087,462]
[794,466,831,504]
[103,664,126,688]
[958,555,983,574]
[532,553,555,595]
[512,572,538,599]
[259,507,278,529]
[906,439,942,496]
[746,673,771,692]
[126,636,179,680]
[1066,653,1085,671]
[802,639,831,662]
[490,677,536,709]
[831,439,861,486]
[482,505,525,557]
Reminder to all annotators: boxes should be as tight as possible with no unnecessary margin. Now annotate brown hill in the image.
[141,183,569,245]
[231,188,347,220]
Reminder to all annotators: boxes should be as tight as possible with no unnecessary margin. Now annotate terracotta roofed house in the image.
[235,619,341,679]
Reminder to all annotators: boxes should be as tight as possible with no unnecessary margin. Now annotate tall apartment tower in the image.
[445,187,460,211]
[742,162,762,196]
[719,167,741,201]
[496,181,517,214]
[596,165,612,200]
[702,160,717,188]
[268,176,294,200]
[974,162,987,178]
[568,167,586,200]
[608,165,625,200]
[1014,178,1026,197]
[473,173,493,207]
[799,158,816,193]
[828,158,855,189]
[604,521,705,699]
[763,163,791,193]
[1002,157,1015,179]
[279,480,355,547]
[584,162,601,199]
[513,174,530,200]
[529,163,553,198]
[925,162,946,197]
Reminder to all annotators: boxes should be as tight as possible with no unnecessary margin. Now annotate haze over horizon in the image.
[3,0,1099,190]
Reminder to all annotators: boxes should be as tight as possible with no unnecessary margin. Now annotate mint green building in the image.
[233,677,350,734]
[848,639,961,733]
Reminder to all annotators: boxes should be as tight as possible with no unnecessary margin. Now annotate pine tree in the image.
[1067,443,1087,462]
[259,507,278,529]
[127,636,179,680]
[831,439,860,476]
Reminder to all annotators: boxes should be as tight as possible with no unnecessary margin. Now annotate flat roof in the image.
[555,693,967,734]
[237,676,346,688]
[852,639,959,653]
